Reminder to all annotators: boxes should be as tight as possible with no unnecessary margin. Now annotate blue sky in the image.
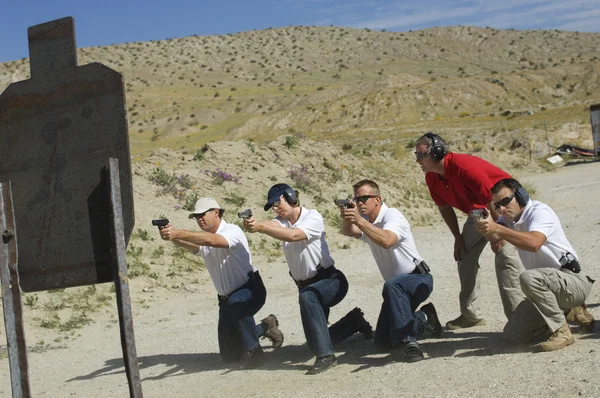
[2,0,600,62]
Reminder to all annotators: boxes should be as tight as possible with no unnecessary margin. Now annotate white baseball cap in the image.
[188,197,221,219]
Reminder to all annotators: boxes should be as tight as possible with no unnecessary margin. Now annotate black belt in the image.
[294,265,336,290]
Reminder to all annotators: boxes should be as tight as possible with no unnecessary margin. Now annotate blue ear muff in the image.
[283,187,297,204]
[515,186,529,207]
[425,132,446,162]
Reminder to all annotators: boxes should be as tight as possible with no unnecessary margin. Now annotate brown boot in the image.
[566,304,595,333]
[537,323,574,352]
[446,315,486,330]
[261,314,284,348]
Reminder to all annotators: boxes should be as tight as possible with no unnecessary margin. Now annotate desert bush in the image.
[224,192,247,207]
[288,164,310,189]
[134,228,151,241]
[205,168,241,185]
[149,167,174,187]
[182,191,200,211]
[193,150,205,161]
[284,135,298,149]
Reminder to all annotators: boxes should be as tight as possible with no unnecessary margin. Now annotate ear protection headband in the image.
[282,186,297,205]
[425,132,446,162]
[514,186,530,208]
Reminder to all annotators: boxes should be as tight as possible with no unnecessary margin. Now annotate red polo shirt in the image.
[425,153,511,215]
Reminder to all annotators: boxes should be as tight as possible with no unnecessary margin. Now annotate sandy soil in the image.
[1,161,600,397]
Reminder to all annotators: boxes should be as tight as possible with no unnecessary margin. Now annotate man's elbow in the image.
[382,240,396,249]
[530,242,544,252]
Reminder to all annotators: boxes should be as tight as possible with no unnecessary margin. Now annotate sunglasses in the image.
[414,151,429,161]
[193,209,214,219]
[353,195,378,204]
[493,194,515,210]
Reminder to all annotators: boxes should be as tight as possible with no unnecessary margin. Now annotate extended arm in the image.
[244,218,307,242]
[477,219,546,252]
[340,207,397,248]
[160,225,229,249]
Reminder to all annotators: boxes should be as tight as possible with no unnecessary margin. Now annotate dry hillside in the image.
[1,25,599,154]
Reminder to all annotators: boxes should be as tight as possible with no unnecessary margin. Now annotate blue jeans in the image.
[374,273,433,349]
[298,268,349,358]
[218,271,267,362]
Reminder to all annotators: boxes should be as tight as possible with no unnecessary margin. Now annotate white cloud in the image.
[309,0,600,32]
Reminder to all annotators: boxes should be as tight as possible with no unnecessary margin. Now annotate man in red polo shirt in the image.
[414,133,524,329]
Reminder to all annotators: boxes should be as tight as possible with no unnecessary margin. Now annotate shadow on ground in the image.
[68,325,598,381]
[67,343,316,382]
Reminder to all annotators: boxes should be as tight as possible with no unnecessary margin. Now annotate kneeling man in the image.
[476,178,594,351]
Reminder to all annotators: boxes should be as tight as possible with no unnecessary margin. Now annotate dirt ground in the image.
[1,161,600,397]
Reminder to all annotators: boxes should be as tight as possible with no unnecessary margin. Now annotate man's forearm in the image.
[355,218,397,248]
[172,238,199,252]
[439,205,461,237]
[492,225,544,252]
[257,222,305,242]
[171,229,228,248]
[341,218,362,238]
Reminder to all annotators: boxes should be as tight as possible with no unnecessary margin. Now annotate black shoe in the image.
[421,303,442,338]
[404,341,424,363]
[306,354,337,375]
[350,308,374,340]
[239,345,265,370]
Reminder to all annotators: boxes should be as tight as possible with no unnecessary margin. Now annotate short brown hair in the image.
[353,179,380,195]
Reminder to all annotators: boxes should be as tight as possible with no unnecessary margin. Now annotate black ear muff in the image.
[425,132,446,162]
[514,186,530,207]
[283,187,297,204]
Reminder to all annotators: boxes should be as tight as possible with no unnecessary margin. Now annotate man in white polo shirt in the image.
[341,180,442,362]
[159,197,283,368]
[475,178,594,351]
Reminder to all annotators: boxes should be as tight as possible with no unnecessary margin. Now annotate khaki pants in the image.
[504,268,594,341]
[458,218,525,321]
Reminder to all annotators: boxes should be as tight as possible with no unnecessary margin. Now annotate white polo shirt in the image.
[196,219,257,296]
[275,207,335,281]
[360,203,423,281]
[502,200,578,270]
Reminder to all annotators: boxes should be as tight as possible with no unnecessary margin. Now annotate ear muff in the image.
[282,187,297,205]
[425,132,446,162]
[514,186,529,208]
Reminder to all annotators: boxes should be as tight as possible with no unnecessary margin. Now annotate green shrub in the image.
[284,135,298,149]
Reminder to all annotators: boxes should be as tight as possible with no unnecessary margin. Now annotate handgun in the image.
[152,218,169,229]
[469,209,487,221]
[335,199,353,209]
[237,209,253,219]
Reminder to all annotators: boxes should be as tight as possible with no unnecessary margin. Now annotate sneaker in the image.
[350,307,374,340]
[261,314,284,348]
[404,341,424,363]
[421,303,442,338]
[239,345,265,369]
[566,304,595,333]
[446,315,486,330]
[307,354,337,375]
[537,323,574,352]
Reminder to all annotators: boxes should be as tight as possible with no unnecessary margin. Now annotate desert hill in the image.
[1,25,598,154]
